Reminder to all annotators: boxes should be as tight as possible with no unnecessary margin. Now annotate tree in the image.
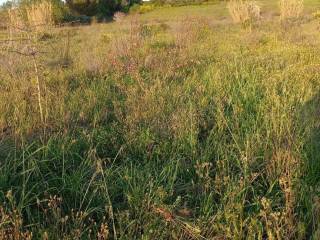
[66,0,141,17]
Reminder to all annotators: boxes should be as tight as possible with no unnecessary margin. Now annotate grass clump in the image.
[279,0,304,20]
[7,1,54,32]
[26,1,54,29]
[7,8,25,30]
[227,0,261,24]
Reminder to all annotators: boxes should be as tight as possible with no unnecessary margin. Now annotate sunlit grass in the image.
[1,0,320,239]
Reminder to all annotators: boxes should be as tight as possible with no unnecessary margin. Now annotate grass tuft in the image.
[279,0,304,20]
[227,0,261,24]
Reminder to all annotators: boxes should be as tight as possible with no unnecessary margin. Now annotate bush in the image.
[52,2,74,23]
[68,0,99,16]
[65,0,140,17]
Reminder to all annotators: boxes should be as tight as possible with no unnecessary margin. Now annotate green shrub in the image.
[52,1,74,23]
[130,3,156,14]
[65,0,141,17]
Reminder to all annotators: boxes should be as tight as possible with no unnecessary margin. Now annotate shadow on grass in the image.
[298,92,320,237]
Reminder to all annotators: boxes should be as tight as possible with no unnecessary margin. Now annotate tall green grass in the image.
[1,4,320,239]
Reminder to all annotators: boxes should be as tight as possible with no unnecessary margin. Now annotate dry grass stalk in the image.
[7,8,25,30]
[26,1,53,30]
[7,8,26,46]
[279,0,304,20]
[113,12,126,23]
[227,0,261,24]
[6,5,48,124]
[266,148,299,237]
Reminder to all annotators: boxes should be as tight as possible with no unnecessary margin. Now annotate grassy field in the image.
[2,0,320,239]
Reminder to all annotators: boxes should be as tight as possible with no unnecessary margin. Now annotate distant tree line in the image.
[66,0,141,17]
[152,0,209,5]
[0,0,220,22]
[0,0,142,20]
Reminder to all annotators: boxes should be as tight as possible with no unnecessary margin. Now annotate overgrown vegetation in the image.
[1,0,320,239]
